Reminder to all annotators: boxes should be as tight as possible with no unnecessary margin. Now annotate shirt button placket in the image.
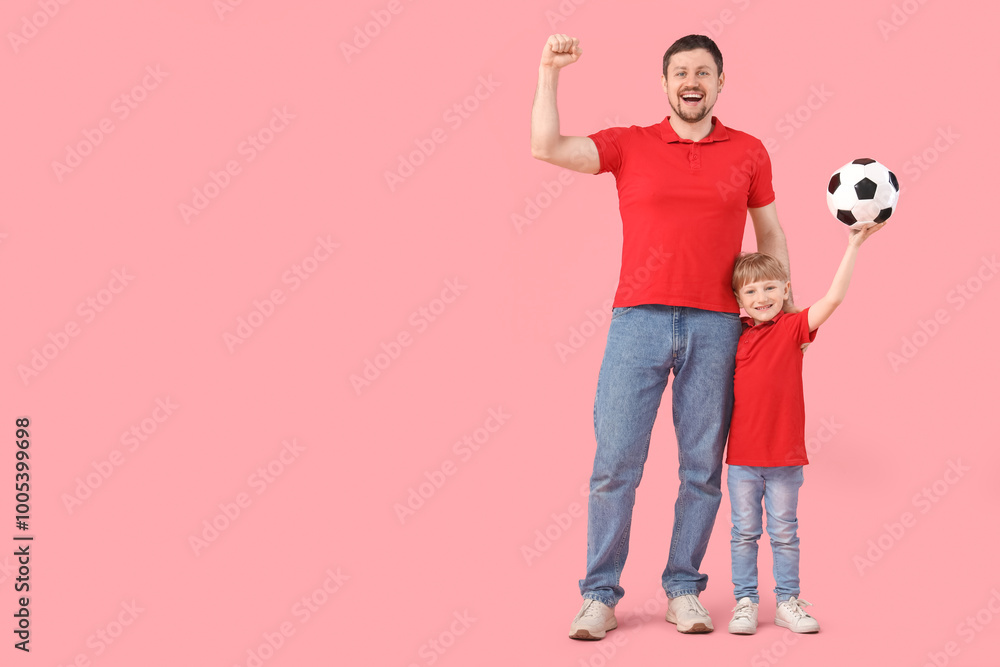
[689,143,701,170]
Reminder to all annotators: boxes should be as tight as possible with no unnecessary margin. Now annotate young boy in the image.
[725,223,884,635]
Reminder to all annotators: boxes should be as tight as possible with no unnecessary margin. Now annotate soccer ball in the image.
[826,158,899,228]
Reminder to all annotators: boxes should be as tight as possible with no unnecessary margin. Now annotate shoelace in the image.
[581,601,606,620]
[680,596,709,616]
[731,601,755,620]
[780,598,813,619]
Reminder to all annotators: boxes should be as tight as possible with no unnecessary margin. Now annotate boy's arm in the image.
[530,34,600,174]
[807,222,885,332]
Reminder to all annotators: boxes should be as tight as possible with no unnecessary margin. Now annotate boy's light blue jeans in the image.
[727,464,804,603]
[579,305,742,606]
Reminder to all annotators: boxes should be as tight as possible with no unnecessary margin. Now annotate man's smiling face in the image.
[661,48,724,124]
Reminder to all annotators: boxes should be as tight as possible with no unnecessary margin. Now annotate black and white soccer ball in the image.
[826,158,900,228]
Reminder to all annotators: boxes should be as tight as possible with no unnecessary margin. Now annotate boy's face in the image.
[736,278,790,325]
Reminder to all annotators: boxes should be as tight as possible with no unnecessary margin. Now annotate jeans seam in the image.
[667,589,699,599]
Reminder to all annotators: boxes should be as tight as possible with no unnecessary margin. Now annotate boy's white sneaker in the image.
[665,594,714,633]
[569,599,617,640]
[775,596,820,633]
[728,597,758,634]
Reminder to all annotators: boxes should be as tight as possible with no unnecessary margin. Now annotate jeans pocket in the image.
[610,306,634,321]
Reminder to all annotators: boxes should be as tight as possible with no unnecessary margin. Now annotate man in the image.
[530,33,796,638]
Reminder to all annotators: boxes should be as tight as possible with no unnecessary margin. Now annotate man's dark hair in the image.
[662,34,724,77]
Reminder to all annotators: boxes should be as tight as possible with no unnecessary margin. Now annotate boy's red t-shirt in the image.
[589,116,775,313]
[726,308,818,466]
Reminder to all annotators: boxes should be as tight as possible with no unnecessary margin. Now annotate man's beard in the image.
[670,98,713,123]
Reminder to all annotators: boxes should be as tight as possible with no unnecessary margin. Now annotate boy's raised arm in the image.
[807,222,885,332]
[530,34,600,174]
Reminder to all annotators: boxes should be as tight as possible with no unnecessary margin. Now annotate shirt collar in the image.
[742,310,786,331]
[660,116,730,144]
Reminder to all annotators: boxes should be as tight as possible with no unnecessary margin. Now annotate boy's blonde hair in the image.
[732,252,788,293]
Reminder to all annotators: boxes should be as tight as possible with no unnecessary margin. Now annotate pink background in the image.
[3,0,998,665]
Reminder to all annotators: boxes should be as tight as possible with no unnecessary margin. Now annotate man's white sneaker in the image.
[665,594,714,633]
[569,599,617,640]
[775,596,820,633]
[728,597,758,634]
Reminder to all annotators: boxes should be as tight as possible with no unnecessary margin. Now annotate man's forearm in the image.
[530,66,562,159]
[757,228,795,305]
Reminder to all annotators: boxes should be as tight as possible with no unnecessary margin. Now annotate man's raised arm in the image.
[530,34,600,174]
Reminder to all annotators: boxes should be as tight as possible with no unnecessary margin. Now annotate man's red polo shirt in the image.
[726,309,818,467]
[589,116,775,312]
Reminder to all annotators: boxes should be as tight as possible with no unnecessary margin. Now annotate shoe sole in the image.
[728,625,757,635]
[665,611,713,634]
[569,620,617,640]
[774,619,819,633]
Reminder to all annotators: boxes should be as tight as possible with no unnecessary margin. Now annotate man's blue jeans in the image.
[728,464,804,603]
[579,305,742,606]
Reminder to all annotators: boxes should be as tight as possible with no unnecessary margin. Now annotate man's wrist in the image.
[538,64,562,78]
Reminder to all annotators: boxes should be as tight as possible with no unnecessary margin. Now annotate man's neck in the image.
[669,114,715,141]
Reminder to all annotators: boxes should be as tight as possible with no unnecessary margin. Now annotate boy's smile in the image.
[736,279,790,325]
